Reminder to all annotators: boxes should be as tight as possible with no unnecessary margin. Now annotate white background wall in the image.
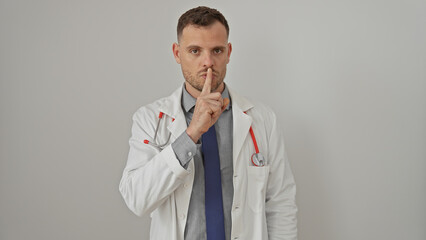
[1,0,425,239]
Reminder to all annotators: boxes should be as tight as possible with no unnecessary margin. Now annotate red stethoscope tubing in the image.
[248,126,259,154]
[144,111,261,165]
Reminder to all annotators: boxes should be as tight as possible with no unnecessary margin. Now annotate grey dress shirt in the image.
[171,84,234,240]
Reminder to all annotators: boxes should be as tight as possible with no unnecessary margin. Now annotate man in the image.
[119,6,297,240]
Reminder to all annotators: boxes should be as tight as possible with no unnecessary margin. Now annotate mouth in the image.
[200,72,217,80]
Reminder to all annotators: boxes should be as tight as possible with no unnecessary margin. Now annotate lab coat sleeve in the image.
[265,111,298,240]
[119,108,189,217]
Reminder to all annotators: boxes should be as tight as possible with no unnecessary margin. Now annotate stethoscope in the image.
[143,112,174,149]
[144,111,265,167]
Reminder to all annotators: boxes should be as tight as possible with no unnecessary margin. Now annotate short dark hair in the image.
[177,6,229,41]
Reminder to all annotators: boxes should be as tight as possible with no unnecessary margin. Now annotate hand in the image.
[186,68,230,143]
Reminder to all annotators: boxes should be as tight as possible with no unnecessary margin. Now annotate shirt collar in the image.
[181,83,232,113]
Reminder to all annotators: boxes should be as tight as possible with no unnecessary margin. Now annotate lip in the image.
[201,73,216,79]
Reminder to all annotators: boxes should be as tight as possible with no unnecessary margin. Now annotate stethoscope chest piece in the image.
[251,152,265,167]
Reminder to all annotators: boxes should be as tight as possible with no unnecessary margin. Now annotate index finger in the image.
[201,68,212,95]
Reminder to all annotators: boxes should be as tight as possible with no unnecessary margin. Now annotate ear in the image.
[172,43,181,64]
[226,42,232,64]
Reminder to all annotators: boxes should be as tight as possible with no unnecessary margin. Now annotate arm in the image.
[265,112,298,239]
[119,109,190,217]
[120,69,228,217]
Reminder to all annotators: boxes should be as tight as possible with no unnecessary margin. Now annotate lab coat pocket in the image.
[246,165,270,213]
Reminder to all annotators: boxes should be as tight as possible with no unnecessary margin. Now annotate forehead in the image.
[179,21,228,46]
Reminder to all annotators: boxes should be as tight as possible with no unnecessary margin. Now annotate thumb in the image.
[221,98,230,112]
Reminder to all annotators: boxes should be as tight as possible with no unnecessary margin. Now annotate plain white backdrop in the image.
[1,0,425,239]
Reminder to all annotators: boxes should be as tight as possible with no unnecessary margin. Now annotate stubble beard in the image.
[182,68,226,92]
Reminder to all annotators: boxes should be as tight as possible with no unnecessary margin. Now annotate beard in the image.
[182,67,226,92]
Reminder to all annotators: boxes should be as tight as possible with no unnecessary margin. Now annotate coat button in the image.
[233,205,240,211]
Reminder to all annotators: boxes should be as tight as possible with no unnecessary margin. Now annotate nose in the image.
[202,52,214,68]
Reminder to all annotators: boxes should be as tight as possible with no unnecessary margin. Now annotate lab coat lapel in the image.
[228,87,254,163]
[168,116,187,141]
[159,85,254,161]
[158,86,187,140]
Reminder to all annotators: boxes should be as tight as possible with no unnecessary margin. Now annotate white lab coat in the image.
[119,86,297,240]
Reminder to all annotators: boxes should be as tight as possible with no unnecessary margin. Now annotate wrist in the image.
[186,127,202,143]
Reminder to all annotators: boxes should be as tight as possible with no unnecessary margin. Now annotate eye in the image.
[190,49,199,54]
[213,49,223,54]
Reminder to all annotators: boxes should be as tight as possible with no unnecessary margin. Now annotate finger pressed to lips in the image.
[201,75,215,80]
[199,67,217,74]
[201,68,212,94]
[200,72,217,77]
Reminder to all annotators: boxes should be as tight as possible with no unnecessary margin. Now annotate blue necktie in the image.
[202,125,226,240]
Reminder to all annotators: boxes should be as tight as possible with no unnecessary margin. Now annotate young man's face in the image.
[173,21,232,97]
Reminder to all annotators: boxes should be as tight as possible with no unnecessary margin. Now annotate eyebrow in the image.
[185,45,227,51]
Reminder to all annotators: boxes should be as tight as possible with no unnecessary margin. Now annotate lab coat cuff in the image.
[161,144,191,179]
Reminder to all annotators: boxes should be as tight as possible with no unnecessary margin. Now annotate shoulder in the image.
[229,87,277,121]
[246,98,278,133]
[249,99,276,119]
[133,96,166,120]
[132,87,182,124]
[228,88,279,141]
